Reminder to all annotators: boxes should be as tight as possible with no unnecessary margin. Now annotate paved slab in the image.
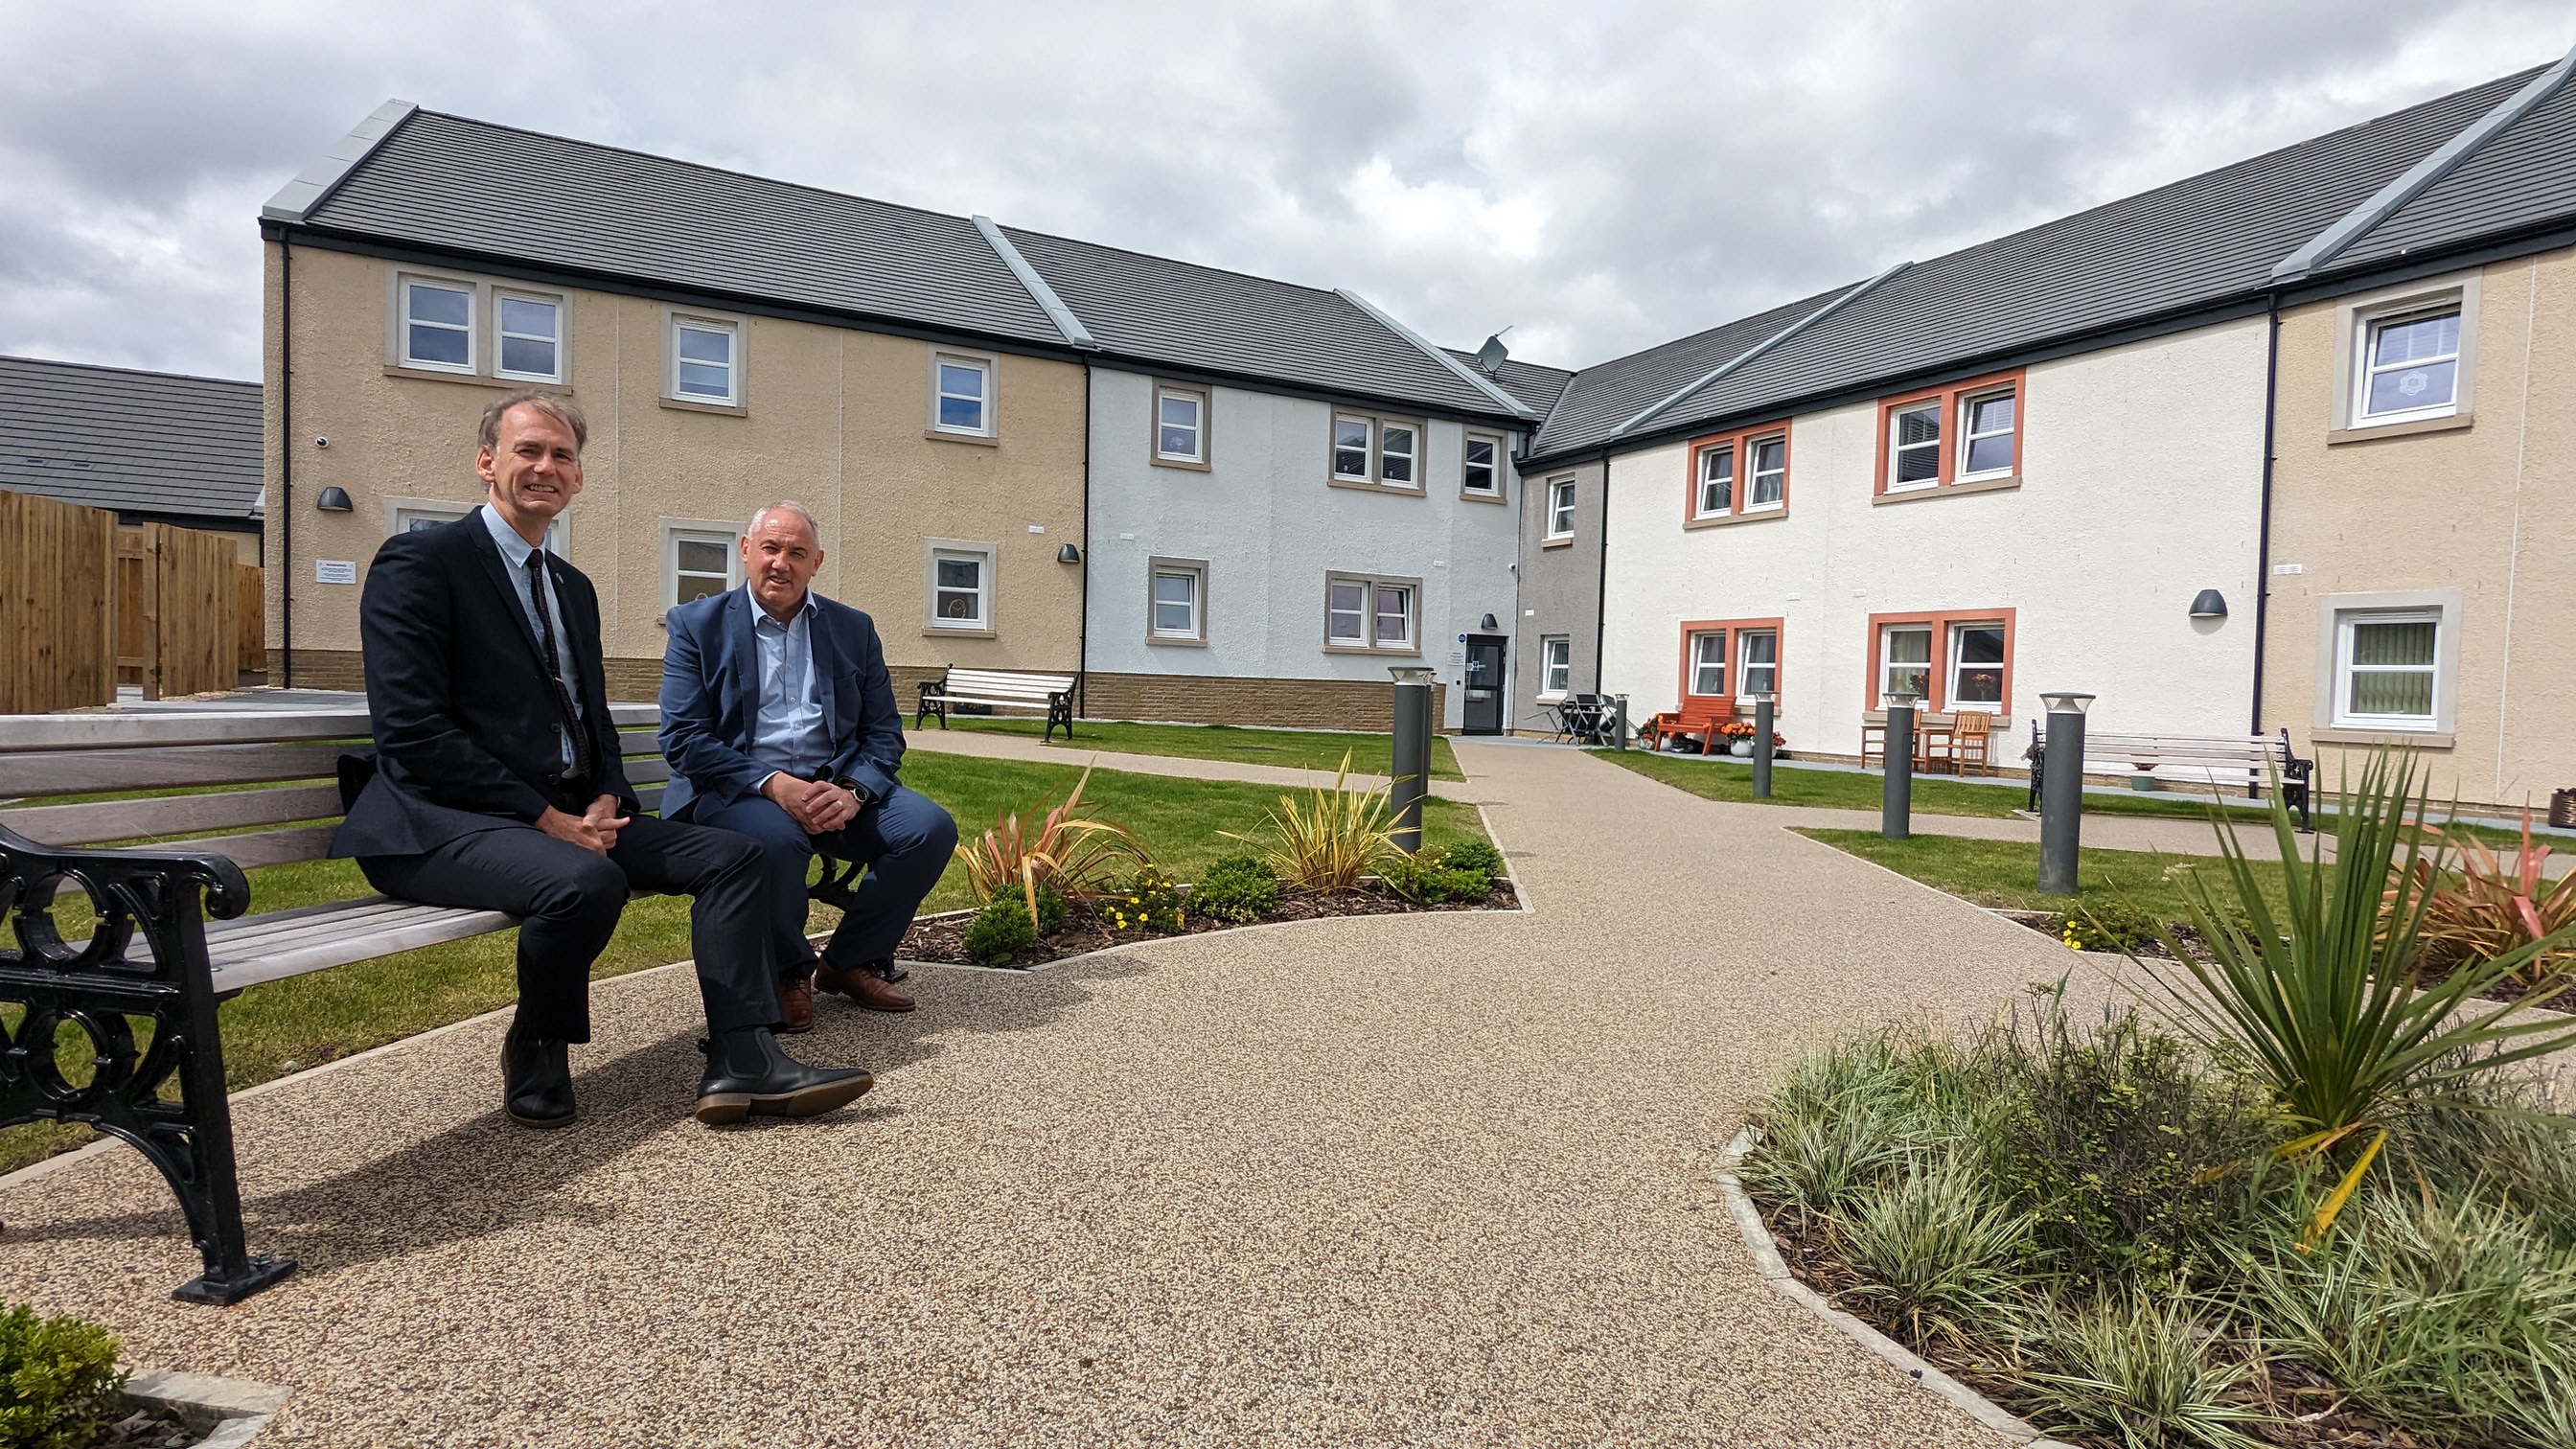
[0,744,2112,1446]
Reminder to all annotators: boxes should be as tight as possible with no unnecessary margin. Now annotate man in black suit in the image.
[334,391,872,1129]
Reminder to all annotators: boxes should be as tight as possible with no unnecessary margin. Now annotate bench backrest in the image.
[0,704,665,872]
[2082,732,2288,766]
[937,667,1076,699]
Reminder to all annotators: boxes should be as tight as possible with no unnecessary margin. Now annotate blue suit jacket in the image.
[657,586,906,823]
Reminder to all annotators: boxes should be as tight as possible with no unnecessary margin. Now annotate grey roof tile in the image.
[0,355,263,523]
[1533,65,2544,460]
[1000,226,1513,415]
[304,110,1068,347]
[1529,286,1858,455]
[2328,67,2576,270]
[1441,349,1576,417]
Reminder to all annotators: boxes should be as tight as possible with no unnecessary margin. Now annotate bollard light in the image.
[1883,690,1920,840]
[1388,666,1437,854]
[2037,692,2096,895]
[1751,693,1776,798]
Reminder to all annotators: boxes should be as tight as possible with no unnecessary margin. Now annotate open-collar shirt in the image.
[748,585,832,790]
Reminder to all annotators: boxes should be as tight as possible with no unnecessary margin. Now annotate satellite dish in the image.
[1473,331,1510,375]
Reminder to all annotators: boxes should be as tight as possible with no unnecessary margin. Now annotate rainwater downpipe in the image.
[1076,356,1092,718]
[1590,450,1610,693]
[279,234,295,689]
[2248,289,2281,758]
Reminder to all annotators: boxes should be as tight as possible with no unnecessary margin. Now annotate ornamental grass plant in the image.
[2413,805,2576,995]
[1228,750,1401,892]
[953,762,1150,928]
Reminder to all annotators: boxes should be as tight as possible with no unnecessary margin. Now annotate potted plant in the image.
[1719,720,1757,757]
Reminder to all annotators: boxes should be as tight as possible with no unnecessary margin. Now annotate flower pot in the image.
[1730,741,1755,758]
[2129,773,2157,793]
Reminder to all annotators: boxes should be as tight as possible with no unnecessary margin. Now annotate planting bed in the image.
[898,879,1520,970]
[1996,907,2576,1010]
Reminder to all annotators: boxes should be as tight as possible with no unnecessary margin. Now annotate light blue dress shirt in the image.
[748,585,833,790]
[479,505,582,770]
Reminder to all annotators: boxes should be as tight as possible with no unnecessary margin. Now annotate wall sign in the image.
[314,560,356,585]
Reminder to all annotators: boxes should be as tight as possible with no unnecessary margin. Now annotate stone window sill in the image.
[2312,725,2453,748]
[2328,413,2472,446]
[927,428,999,447]
[1874,474,2020,506]
[1685,507,1788,531]
[663,396,748,418]
[383,364,568,393]
[1540,536,1574,549]
[923,624,996,639]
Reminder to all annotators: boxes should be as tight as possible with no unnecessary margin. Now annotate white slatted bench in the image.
[2026,724,2313,829]
[0,703,668,1303]
[914,666,1078,743]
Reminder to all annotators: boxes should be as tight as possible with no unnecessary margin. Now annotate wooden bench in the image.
[1641,701,1736,755]
[2026,724,2312,829]
[0,703,734,1304]
[914,666,1078,743]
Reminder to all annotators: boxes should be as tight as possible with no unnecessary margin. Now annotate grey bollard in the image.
[1752,696,1775,797]
[1389,668,1434,854]
[2036,693,2095,895]
[1882,699,1915,840]
[1613,694,1630,750]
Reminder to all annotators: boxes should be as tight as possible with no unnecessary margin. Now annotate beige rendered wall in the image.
[262,241,1087,699]
[2264,247,2576,815]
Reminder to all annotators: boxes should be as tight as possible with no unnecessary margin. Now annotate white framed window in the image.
[1888,402,1942,489]
[389,498,565,555]
[1746,434,1787,509]
[2357,306,2462,424]
[1332,416,1372,481]
[2334,610,2439,728]
[663,523,740,613]
[1690,631,1728,697]
[1462,433,1502,494]
[924,540,996,632]
[934,354,994,435]
[1155,384,1207,464]
[1378,423,1417,487]
[1737,630,1778,700]
[1546,476,1577,538]
[670,314,740,405]
[401,279,475,373]
[1148,558,1207,643]
[494,292,563,382]
[1879,624,1932,704]
[1539,635,1571,700]
[1959,389,2017,477]
[1946,623,2008,709]
[1695,441,1735,518]
[1323,573,1419,653]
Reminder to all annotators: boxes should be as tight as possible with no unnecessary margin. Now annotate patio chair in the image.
[1949,710,1995,776]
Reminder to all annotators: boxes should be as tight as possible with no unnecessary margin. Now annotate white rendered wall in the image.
[1598,319,2270,757]
[1084,367,1525,729]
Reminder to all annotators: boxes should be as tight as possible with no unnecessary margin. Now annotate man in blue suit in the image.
[659,501,958,1030]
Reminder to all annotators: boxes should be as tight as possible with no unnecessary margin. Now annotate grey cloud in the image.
[0,0,2564,381]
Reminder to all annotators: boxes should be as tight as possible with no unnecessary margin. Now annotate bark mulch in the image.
[900,880,1519,971]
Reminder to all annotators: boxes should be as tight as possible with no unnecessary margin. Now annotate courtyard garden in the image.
[912,715,1468,780]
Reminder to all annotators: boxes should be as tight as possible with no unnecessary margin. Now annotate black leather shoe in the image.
[502,1019,575,1129]
[694,1028,872,1126]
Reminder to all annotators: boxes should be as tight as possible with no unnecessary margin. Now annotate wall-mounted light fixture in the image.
[2188,588,2228,619]
[314,486,353,512]
[1056,542,1081,564]
[1479,613,1499,631]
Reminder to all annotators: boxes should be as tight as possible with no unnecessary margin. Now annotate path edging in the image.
[1714,1126,2077,1449]
[124,1367,291,1445]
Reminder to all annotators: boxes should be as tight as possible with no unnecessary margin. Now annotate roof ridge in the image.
[2275,39,2576,279]
[0,354,262,390]
[1337,288,1537,419]
[972,217,1096,349]
[262,99,418,223]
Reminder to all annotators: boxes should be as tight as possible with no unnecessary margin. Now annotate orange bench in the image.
[1642,702,1737,754]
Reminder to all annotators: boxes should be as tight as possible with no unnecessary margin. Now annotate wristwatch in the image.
[831,776,877,810]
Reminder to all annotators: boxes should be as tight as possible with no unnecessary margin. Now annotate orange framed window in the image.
[1863,610,2016,712]
[1874,369,2024,495]
[1683,421,1791,524]
[1677,616,1785,705]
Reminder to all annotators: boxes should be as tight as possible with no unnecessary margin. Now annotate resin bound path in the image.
[0,743,2111,1447]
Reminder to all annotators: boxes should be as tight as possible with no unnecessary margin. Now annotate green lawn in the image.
[1597,748,2284,823]
[1794,827,2294,922]
[917,716,1466,781]
[2,756,1490,1174]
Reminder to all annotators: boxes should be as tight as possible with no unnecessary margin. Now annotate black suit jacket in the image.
[331,506,636,859]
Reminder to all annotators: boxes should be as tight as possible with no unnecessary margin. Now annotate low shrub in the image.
[960,897,1040,965]
[1830,1160,2035,1351]
[1104,864,1184,934]
[2023,1293,2269,1449]
[1438,838,1504,886]
[1376,846,1488,905]
[0,1301,126,1449]
[2056,899,2165,954]
[1030,885,1070,937]
[1192,854,1279,925]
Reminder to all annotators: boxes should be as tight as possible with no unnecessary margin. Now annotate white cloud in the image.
[0,0,2564,380]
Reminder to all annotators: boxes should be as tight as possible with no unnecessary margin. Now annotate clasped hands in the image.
[763,772,861,835]
[537,794,631,855]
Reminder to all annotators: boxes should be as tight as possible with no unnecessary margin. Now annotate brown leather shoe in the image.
[816,954,915,1013]
[778,973,816,1034]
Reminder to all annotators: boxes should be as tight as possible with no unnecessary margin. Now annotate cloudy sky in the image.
[2,1,2566,382]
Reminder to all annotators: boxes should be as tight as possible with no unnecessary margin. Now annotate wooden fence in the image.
[0,489,118,713]
[237,562,265,676]
[115,523,242,700]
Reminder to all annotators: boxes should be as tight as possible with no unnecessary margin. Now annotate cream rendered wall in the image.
[1082,366,1523,729]
[2264,250,2576,812]
[263,241,1086,690]
[1598,318,2270,758]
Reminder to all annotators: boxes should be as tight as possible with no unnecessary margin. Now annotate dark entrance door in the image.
[1462,635,1506,735]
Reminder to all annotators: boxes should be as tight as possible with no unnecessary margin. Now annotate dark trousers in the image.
[358,812,780,1041]
[685,786,958,976]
